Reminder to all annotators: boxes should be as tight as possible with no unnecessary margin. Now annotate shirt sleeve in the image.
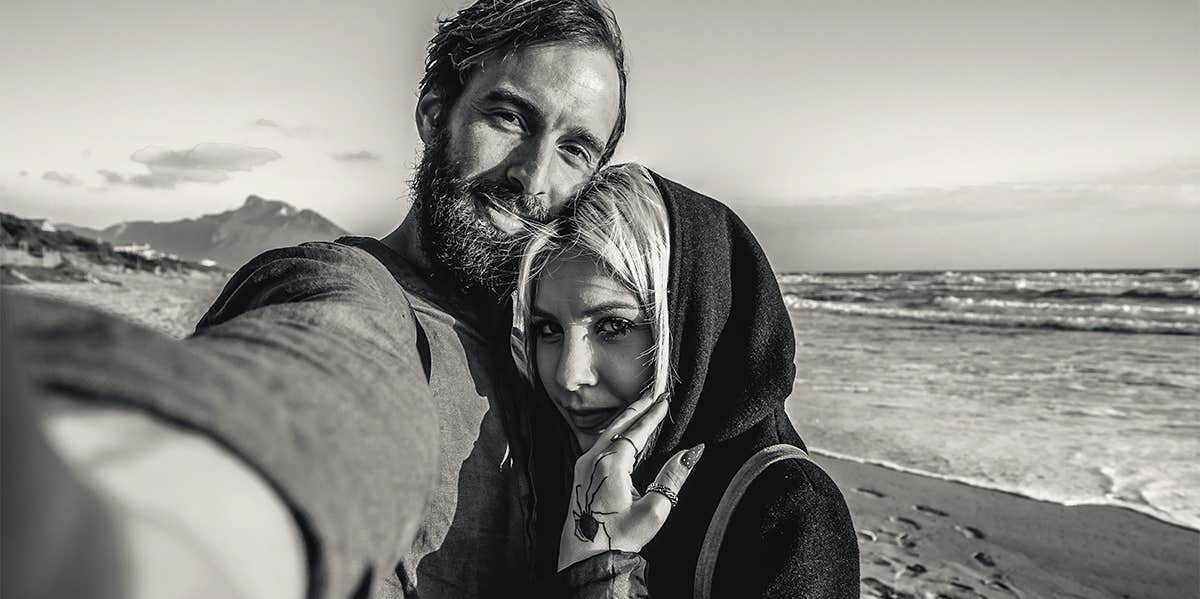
[549,551,651,599]
[8,242,440,599]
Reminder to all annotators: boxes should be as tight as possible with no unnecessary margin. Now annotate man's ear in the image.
[415,91,445,144]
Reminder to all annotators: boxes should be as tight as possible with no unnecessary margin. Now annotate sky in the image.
[2,0,1197,271]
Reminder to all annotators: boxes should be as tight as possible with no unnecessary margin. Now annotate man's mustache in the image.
[467,179,551,225]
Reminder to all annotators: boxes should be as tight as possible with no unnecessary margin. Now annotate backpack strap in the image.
[693,444,810,599]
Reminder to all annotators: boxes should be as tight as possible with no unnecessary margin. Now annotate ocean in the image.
[780,269,1200,531]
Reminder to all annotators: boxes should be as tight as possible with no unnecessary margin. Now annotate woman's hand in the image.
[558,391,706,571]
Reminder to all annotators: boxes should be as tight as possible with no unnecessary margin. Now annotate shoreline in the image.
[809,447,1197,534]
[815,454,1200,599]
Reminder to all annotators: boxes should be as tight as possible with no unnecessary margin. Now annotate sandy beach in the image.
[818,454,1199,599]
[9,269,226,339]
[8,273,1198,598]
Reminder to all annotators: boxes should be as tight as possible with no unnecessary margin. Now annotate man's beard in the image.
[411,132,550,299]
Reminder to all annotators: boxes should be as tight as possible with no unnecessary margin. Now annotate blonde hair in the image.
[512,163,672,401]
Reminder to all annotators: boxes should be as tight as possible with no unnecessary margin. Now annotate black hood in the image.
[644,170,798,461]
[529,169,809,582]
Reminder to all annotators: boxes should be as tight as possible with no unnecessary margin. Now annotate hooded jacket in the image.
[533,172,860,597]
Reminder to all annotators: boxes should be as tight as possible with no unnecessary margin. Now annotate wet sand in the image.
[817,455,1200,599]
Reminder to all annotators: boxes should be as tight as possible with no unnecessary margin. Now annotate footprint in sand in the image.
[972,551,996,567]
[853,487,886,498]
[890,516,922,530]
[955,524,985,539]
[857,529,878,542]
[912,504,949,517]
[903,563,927,577]
[860,577,911,599]
[984,578,1022,596]
[895,533,917,549]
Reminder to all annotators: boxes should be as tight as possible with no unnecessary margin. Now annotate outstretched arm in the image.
[45,402,305,599]
[3,242,439,599]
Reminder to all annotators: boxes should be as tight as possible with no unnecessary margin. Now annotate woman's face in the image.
[532,253,654,449]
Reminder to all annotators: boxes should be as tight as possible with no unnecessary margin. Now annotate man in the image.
[3,1,626,598]
[366,7,624,594]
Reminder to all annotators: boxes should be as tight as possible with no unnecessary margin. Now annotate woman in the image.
[513,164,860,597]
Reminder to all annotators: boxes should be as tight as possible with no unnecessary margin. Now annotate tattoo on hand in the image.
[571,464,617,544]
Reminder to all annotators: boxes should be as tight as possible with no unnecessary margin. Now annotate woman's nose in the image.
[556,331,597,392]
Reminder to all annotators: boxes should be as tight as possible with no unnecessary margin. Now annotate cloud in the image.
[128,172,180,189]
[42,171,80,186]
[123,142,282,189]
[742,179,1200,241]
[332,150,380,162]
[251,117,313,138]
[132,143,280,172]
[97,169,125,184]
[1089,158,1200,186]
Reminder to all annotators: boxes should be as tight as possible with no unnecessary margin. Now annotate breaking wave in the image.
[784,295,1200,335]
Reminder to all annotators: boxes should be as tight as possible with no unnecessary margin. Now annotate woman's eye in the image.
[596,318,634,340]
[534,321,562,341]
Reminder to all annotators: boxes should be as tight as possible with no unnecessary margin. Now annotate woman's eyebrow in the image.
[582,302,640,318]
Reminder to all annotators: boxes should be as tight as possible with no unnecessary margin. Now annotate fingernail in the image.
[655,391,670,404]
[681,443,705,469]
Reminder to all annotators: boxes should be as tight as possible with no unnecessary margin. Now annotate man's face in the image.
[413,43,621,296]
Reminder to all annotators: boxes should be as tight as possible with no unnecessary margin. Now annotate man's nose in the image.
[556,331,597,392]
[506,138,554,202]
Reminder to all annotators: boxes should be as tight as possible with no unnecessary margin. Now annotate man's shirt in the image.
[193,238,534,598]
[339,237,535,598]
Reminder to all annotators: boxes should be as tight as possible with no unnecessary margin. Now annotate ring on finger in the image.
[610,433,641,458]
[645,483,679,507]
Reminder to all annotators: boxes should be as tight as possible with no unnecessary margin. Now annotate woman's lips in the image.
[564,407,620,433]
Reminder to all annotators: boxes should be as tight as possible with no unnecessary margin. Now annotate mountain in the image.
[2,212,221,283]
[59,196,348,267]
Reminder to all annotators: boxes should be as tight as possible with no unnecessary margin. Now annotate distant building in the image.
[28,219,57,232]
[114,243,160,259]
[114,243,178,261]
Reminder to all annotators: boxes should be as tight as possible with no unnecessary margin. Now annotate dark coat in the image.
[533,172,860,597]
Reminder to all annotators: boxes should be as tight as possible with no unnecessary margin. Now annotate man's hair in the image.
[512,164,671,402]
[421,0,628,165]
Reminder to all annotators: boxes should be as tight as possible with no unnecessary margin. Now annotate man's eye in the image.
[596,318,634,340]
[562,144,591,164]
[492,110,522,128]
